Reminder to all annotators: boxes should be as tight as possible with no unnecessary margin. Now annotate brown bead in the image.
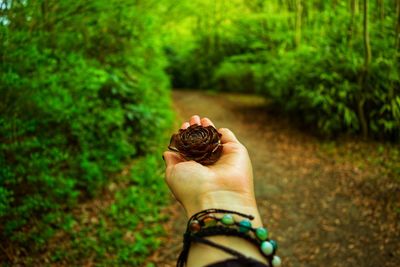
[189,220,201,232]
[203,216,217,227]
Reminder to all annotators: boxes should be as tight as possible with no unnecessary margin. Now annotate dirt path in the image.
[148,90,400,267]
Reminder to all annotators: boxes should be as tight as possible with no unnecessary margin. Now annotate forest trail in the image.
[148,90,400,267]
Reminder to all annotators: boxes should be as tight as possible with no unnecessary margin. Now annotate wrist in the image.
[185,191,263,227]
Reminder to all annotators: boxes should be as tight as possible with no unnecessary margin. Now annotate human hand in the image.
[163,115,262,226]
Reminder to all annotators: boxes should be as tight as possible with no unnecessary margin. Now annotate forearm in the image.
[187,235,268,267]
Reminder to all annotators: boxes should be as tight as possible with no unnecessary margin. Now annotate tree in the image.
[348,0,359,45]
[358,0,372,139]
[396,0,400,51]
[295,0,302,47]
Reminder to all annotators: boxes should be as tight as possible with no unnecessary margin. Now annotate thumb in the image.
[218,128,240,144]
[163,151,184,168]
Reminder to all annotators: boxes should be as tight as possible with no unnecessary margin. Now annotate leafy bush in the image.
[258,22,400,139]
[0,0,172,258]
[164,0,399,140]
[47,155,170,266]
[213,54,266,93]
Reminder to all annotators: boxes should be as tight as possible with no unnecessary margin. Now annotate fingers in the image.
[180,116,238,144]
[190,115,201,126]
[181,115,216,129]
[200,117,215,127]
[181,122,190,129]
[218,128,240,144]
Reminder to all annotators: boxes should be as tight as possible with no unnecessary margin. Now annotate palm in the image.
[163,116,256,217]
[169,142,253,202]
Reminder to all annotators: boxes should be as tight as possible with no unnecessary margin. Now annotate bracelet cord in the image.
[177,209,274,267]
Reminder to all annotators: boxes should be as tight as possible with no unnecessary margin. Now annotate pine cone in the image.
[168,124,223,165]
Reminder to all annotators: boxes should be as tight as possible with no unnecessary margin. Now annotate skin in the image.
[163,115,267,266]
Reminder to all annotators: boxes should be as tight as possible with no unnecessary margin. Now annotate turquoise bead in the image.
[221,214,234,225]
[269,239,278,252]
[255,227,268,240]
[238,219,252,233]
[272,255,282,266]
[261,241,274,256]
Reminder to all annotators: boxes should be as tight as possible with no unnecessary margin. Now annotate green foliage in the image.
[47,155,169,266]
[0,0,172,260]
[1,0,399,264]
[213,54,264,93]
[164,0,400,140]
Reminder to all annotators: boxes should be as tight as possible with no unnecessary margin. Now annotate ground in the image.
[147,90,400,267]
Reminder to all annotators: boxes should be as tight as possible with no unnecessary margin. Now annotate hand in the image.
[163,115,262,226]
[163,115,267,266]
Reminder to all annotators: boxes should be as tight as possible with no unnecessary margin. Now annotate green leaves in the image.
[54,155,169,266]
[164,0,399,140]
[0,0,173,262]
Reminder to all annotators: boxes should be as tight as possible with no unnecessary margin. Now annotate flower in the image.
[168,124,223,165]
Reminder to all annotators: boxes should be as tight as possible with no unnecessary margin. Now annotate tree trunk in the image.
[348,0,359,45]
[295,0,302,47]
[375,0,384,32]
[333,0,338,10]
[396,0,400,52]
[352,0,359,15]
[363,0,372,68]
[377,0,384,21]
[389,0,399,101]
[257,0,267,42]
[358,0,372,139]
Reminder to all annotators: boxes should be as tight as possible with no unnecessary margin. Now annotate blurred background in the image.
[0,0,399,266]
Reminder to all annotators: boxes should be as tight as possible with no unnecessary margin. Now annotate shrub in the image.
[0,0,173,257]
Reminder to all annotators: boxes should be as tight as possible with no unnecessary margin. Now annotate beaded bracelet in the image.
[177,208,282,267]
